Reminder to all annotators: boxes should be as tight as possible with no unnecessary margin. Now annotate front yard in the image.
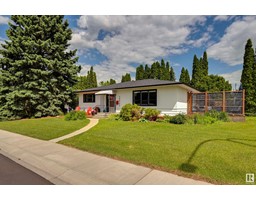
[59,117,256,184]
[0,117,89,140]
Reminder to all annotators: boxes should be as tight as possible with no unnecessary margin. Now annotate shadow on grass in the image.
[179,138,256,173]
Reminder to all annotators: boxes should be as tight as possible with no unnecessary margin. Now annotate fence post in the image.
[222,91,226,112]
[187,92,192,115]
[205,91,208,112]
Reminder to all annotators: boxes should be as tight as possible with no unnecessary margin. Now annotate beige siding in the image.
[115,85,188,115]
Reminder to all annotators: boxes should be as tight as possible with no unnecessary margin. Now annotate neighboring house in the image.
[76,79,199,116]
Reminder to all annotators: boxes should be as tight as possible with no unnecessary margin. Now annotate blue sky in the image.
[1,15,256,89]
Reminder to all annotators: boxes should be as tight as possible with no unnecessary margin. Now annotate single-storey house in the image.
[76,79,199,116]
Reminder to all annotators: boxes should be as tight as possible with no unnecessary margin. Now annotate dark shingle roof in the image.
[75,79,198,93]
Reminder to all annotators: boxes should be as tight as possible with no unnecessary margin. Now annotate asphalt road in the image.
[0,154,53,185]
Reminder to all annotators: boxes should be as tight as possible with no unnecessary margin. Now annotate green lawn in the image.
[0,117,90,140]
[59,117,256,184]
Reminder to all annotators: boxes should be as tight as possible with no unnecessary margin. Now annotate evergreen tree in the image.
[144,64,151,79]
[73,76,87,90]
[150,62,158,79]
[159,59,166,80]
[206,75,232,92]
[136,65,144,80]
[110,78,116,85]
[99,78,116,86]
[179,67,188,83]
[121,73,131,82]
[0,15,80,119]
[165,62,170,80]
[191,55,200,88]
[169,67,176,81]
[240,39,255,113]
[184,69,190,85]
[86,66,97,88]
[155,61,161,79]
[202,51,208,76]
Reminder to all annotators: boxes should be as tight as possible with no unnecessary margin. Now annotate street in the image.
[0,154,53,185]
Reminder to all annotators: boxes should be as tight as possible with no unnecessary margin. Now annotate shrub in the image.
[65,111,86,121]
[139,118,149,123]
[144,108,160,121]
[170,113,187,124]
[120,104,143,121]
[194,114,216,124]
[205,110,230,122]
[218,112,230,122]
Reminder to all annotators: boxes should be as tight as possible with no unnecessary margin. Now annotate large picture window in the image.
[133,90,157,106]
[83,94,95,103]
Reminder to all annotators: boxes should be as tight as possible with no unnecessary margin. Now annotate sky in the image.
[1,15,256,89]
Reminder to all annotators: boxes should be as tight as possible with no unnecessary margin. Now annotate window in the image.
[83,94,95,103]
[133,90,157,106]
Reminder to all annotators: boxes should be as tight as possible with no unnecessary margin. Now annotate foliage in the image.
[136,65,144,80]
[144,108,160,121]
[119,104,143,121]
[205,110,230,122]
[73,76,87,90]
[0,15,80,119]
[191,51,231,92]
[99,79,116,86]
[179,67,190,84]
[139,118,149,123]
[121,73,131,82]
[65,111,86,121]
[169,66,176,81]
[134,59,175,81]
[241,39,256,114]
[169,113,187,124]
[86,66,97,88]
[193,114,217,125]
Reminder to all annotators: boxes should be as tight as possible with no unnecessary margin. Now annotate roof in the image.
[75,79,199,93]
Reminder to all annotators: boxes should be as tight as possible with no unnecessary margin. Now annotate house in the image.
[76,79,199,116]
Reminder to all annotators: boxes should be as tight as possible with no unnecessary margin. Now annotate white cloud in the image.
[214,15,229,21]
[207,16,256,66]
[71,16,207,82]
[0,16,9,24]
[220,69,242,89]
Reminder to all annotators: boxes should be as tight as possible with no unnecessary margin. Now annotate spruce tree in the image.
[86,66,97,88]
[169,67,176,81]
[0,15,80,119]
[73,76,87,90]
[159,59,166,80]
[241,39,255,113]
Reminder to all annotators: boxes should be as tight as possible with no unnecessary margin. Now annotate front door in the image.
[106,94,116,113]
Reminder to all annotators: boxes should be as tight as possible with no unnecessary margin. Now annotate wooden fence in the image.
[187,90,245,115]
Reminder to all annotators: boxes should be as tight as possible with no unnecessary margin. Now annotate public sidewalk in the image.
[0,130,210,185]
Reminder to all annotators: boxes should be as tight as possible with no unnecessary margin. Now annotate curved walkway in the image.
[50,118,99,143]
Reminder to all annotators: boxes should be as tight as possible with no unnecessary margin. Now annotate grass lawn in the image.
[59,117,256,184]
[0,117,90,140]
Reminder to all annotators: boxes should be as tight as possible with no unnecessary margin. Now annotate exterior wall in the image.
[78,92,105,112]
[115,85,188,116]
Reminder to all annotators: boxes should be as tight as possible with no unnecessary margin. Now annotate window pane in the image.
[83,94,95,103]
[141,91,148,105]
[149,91,157,105]
[134,92,141,105]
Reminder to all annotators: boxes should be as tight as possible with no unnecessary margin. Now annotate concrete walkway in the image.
[50,118,99,143]
[0,130,210,185]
